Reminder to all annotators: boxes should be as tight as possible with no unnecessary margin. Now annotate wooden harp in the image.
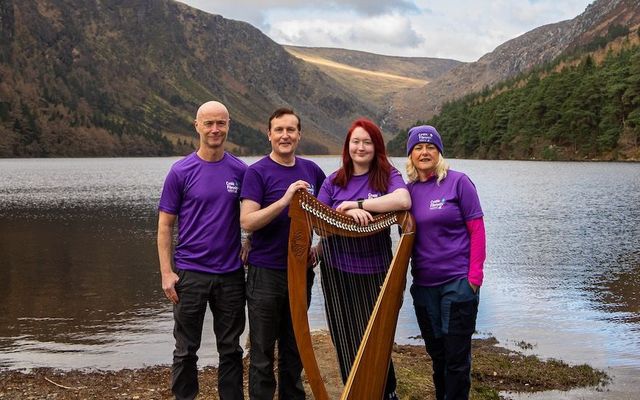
[288,189,415,399]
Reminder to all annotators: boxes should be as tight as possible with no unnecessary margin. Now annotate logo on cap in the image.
[418,132,433,142]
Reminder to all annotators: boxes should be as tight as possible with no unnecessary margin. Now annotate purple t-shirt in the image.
[408,170,483,286]
[240,156,326,270]
[317,168,407,274]
[158,152,247,274]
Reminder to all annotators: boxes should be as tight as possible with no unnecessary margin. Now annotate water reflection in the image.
[594,252,640,324]
[0,158,174,369]
[465,161,640,368]
[0,209,163,362]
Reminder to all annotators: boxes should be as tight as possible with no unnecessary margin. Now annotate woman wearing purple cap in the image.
[317,118,411,400]
[405,125,486,400]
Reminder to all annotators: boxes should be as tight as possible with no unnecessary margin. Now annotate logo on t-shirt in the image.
[367,193,380,199]
[307,184,316,195]
[226,180,240,194]
[429,198,446,210]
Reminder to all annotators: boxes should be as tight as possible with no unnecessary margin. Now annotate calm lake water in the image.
[1,157,639,398]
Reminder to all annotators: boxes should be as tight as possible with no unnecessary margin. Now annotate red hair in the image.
[333,118,391,193]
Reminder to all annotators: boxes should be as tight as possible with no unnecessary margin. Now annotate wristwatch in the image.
[357,199,364,209]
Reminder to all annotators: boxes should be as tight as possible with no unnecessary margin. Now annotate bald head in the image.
[194,101,231,155]
[196,101,229,120]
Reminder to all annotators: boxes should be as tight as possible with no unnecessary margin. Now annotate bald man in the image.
[158,101,247,399]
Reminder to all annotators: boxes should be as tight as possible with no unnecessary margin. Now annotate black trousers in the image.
[321,266,397,396]
[171,268,246,400]
[246,265,314,400]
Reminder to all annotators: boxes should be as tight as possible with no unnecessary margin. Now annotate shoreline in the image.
[0,335,608,400]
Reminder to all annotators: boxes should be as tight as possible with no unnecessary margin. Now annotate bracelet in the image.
[357,199,364,209]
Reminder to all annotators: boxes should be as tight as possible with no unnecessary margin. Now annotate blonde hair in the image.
[406,154,449,184]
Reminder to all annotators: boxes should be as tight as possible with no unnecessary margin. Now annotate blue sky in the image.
[178,0,594,62]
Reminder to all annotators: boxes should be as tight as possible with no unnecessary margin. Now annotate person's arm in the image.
[240,229,251,265]
[158,211,179,304]
[466,217,486,292]
[309,238,324,267]
[336,188,411,226]
[240,179,310,232]
[336,188,411,214]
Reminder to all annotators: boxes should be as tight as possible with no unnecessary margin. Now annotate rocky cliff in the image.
[392,0,640,128]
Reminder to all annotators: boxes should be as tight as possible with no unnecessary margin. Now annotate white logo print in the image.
[429,198,446,210]
[226,180,240,194]
[418,132,434,142]
[307,184,315,195]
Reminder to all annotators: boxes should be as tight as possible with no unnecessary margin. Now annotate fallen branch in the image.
[44,376,86,390]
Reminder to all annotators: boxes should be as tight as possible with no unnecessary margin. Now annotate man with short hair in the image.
[240,108,326,400]
[158,100,247,400]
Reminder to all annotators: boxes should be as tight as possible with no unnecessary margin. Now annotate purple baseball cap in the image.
[406,125,443,155]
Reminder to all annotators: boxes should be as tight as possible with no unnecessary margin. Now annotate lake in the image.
[0,156,639,398]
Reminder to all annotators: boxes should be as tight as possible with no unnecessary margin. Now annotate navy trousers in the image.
[411,278,479,400]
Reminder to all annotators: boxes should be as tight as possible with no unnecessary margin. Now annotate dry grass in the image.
[285,48,428,108]
[0,334,608,400]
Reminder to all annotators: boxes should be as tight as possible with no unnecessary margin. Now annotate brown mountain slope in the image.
[391,0,640,128]
[0,0,382,156]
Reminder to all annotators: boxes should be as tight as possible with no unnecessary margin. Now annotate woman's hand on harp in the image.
[336,200,358,213]
[343,208,374,226]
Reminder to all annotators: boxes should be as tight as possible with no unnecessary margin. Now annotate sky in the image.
[177,0,594,62]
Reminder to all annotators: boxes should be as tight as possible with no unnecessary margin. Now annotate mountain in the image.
[390,0,640,128]
[1,0,639,158]
[0,0,379,156]
[386,34,640,160]
[283,46,461,135]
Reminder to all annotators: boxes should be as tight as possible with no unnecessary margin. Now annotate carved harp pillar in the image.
[288,189,415,400]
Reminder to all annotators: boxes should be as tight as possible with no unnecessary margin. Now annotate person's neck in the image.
[353,163,370,176]
[197,147,224,162]
[418,169,435,182]
[269,151,296,166]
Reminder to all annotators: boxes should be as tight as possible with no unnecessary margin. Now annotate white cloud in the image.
[177,0,594,62]
[270,13,423,53]
[182,0,418,17]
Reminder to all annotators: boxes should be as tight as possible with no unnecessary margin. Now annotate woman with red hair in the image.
[317,118,411,400]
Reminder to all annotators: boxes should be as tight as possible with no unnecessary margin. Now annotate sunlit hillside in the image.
[284,46,460,135]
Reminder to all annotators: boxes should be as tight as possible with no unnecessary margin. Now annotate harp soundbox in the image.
[288,189,415,399]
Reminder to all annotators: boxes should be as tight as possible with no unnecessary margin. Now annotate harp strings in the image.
[310,211,394,387]
[289,190,414,400]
